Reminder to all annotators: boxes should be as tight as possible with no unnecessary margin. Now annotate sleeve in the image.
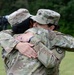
[0,31,19,53]
[29,35,57,68]
[51,34,74,51]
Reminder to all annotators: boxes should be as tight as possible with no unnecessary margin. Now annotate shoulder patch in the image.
[56,48,63,54]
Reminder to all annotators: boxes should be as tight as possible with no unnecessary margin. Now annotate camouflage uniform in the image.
[0,28,57,75]
[0,27,74,75]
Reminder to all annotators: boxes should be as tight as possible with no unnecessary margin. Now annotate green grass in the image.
[0,48,74,75]
[0,48,6,75]
[60,52,74,75]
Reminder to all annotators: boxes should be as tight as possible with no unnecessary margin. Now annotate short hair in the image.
[12,17,33,34]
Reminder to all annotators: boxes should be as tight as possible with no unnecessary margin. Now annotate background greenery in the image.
[0,0,74,75]
[0,0,74,35]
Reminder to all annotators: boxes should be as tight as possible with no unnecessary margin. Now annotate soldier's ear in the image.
[29,20,33,28]
[33,22,37,27]
[49,25,55,30]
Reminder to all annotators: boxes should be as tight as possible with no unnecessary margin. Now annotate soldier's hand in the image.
[15,42,37,58]
[15,32,34,42]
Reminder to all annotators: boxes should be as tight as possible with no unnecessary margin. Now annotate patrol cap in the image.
[31,9,60,25]
[8,8,32,26]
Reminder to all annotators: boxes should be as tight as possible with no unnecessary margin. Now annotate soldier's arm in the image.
[29,35,57,68]
[0,31,19,53]
[15,31,57,68]
[51,33,74,51]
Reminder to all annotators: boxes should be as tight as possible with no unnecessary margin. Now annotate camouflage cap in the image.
[8,8,32,26]
[31,9,60,25]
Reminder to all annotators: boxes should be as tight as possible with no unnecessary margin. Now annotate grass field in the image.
[0,48,6,75]
[0,48,74,75]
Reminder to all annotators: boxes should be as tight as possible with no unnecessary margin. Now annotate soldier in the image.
[0,9,74,75]
[14,9,74,75]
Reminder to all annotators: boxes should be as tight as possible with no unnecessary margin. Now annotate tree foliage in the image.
[0,0,74,35]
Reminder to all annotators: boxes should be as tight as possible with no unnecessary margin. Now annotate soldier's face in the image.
[33,22,50,30]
